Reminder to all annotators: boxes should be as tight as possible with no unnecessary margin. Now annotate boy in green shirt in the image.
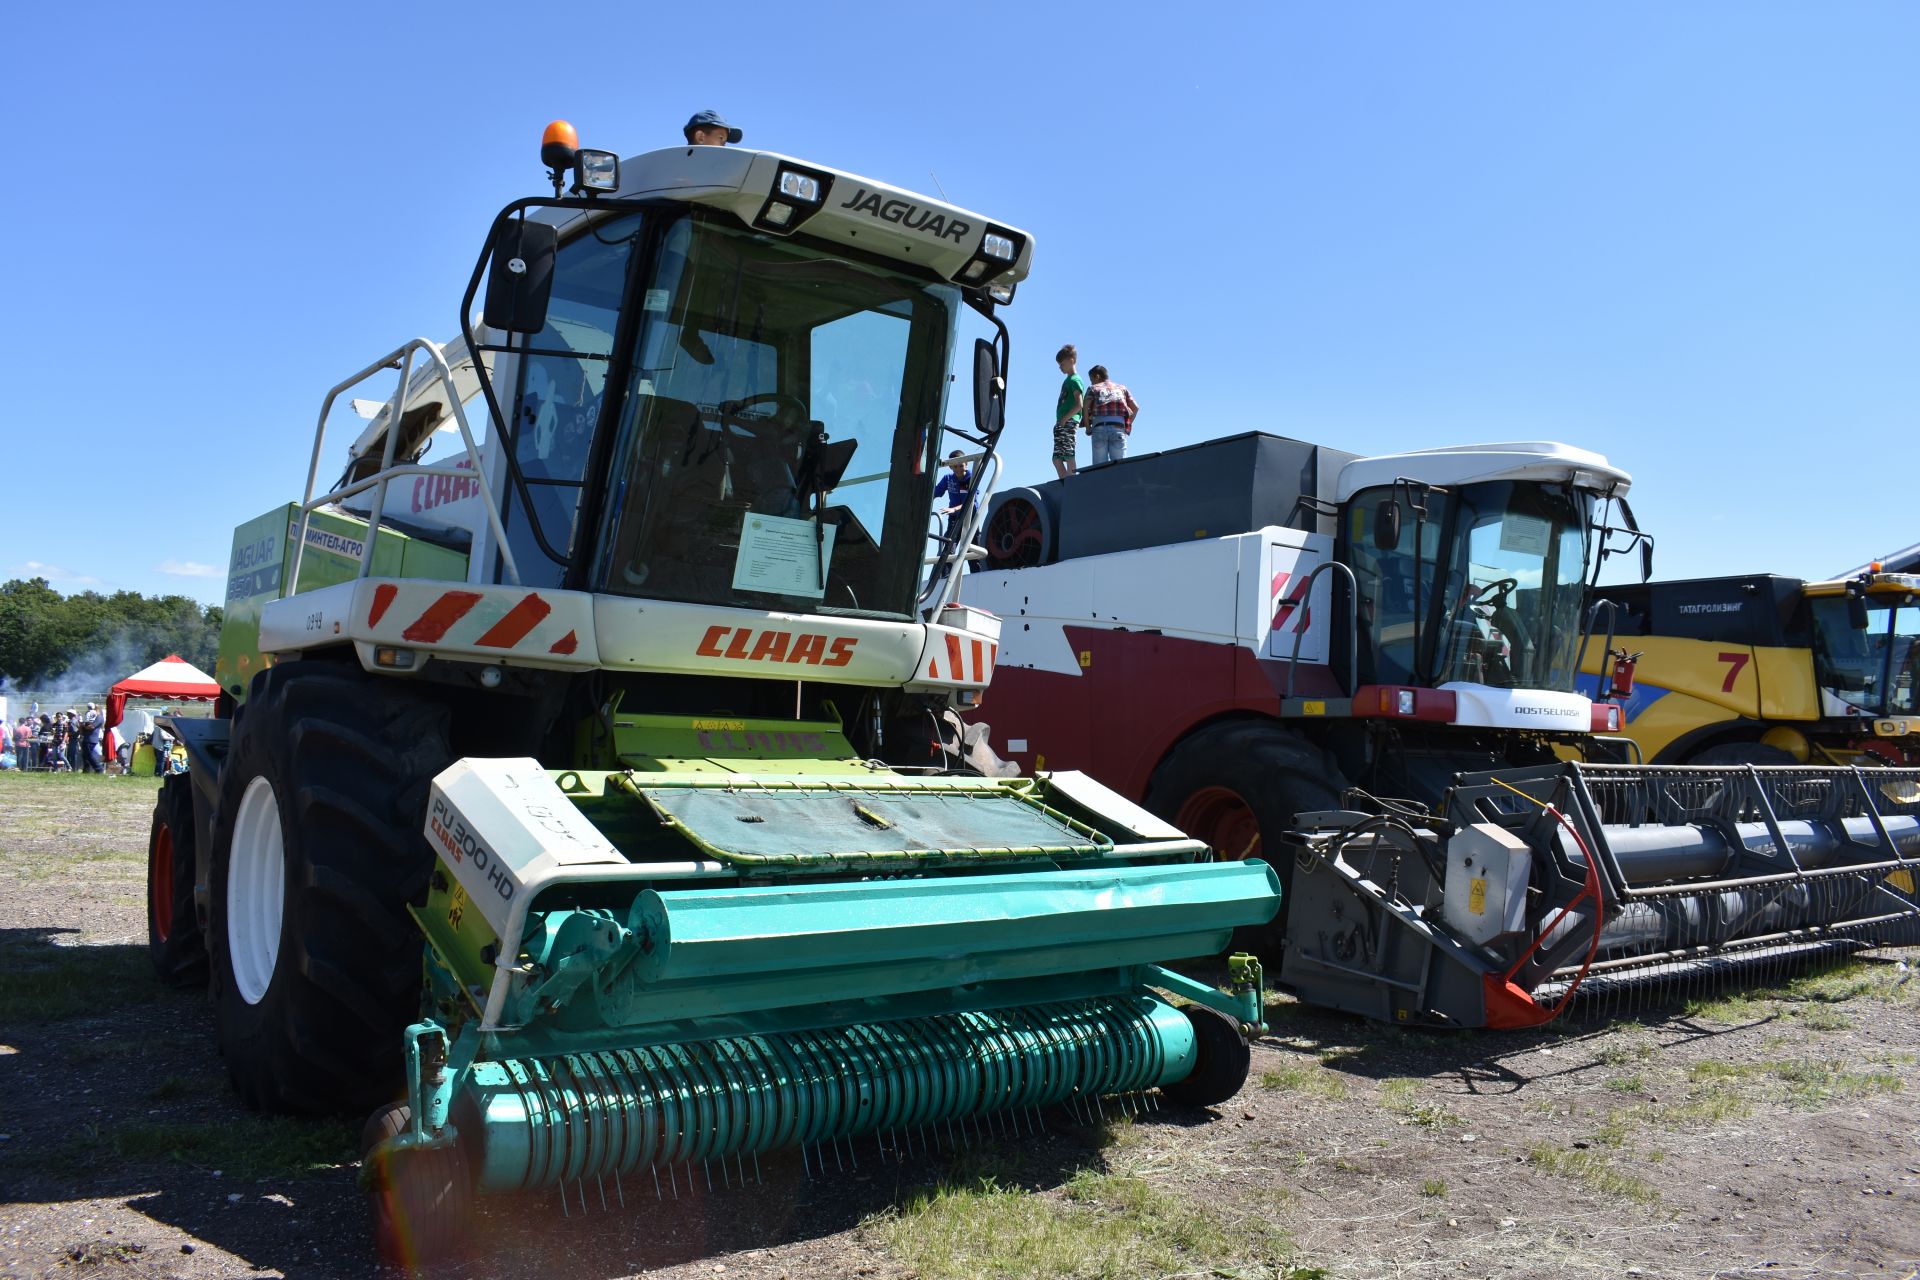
[1053,344,1087,479]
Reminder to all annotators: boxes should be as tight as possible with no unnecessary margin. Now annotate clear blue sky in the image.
[4,2,1914,604]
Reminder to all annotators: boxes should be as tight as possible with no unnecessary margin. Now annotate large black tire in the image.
[1690,741,1798,767]
[1161,1005,1252,1110]
[208,664,452,1115]
[1143,720,1342,957]
[147,773,206,988]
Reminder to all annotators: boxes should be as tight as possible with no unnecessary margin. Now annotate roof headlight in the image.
[982,232,1016,261]
[763,201,795,227]
[573,148,620,194]
[778,170,822,202]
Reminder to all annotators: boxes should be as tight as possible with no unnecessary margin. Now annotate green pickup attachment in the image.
[371,757,1281,1250]
[616,773,1114,868]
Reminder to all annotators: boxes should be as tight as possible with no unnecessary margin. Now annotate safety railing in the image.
[289,338,521,591]
[919,446,1001,614]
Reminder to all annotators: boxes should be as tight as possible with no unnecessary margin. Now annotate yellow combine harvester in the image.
[1583,567,1920,766]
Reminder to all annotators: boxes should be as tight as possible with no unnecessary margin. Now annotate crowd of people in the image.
[7,705,107,772]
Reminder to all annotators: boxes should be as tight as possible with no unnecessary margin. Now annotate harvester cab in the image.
[964,434,1920,1027]
[1582,566,1920,767]
[150,126,1283,1259]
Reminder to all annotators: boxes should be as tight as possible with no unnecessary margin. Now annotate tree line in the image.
[0,578,223,688]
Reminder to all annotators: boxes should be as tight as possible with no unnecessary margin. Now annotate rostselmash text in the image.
[836,187,971,244]
[1513,705,1583,717]
[429,795,515,905]
[696,626,857,668]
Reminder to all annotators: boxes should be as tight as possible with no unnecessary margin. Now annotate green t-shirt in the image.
[1057,373,1088,423]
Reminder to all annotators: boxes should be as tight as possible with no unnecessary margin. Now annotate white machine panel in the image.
[1440,683,1591,732]
[1441,823,1533,946]
[424,758,626,936]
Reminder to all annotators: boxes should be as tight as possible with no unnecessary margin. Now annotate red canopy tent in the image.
[107,655,219,756]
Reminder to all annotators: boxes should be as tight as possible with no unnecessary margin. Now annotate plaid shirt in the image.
[1085,381,1134,431]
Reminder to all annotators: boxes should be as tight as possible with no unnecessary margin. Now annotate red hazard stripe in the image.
[970,639,984,682]
[474,594,552,649]
[401,591,482,642]
[368,583,399,627]
[945,634,965,683]
[549,630,578,655]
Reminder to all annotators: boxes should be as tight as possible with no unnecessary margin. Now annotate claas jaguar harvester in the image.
[962,434,1920,1027]
[145,124,1280,1260]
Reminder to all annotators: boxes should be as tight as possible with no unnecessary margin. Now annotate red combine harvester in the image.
[963,433,1920,1026]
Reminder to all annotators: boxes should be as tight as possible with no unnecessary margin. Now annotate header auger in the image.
[148,124,1279,1262]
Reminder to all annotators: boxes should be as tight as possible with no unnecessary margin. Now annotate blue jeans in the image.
[1090,425,1127,465]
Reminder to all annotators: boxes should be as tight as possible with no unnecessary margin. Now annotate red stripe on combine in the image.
[988,642,998,671]
[474,594,552,649]
[548,630,578,655]
[970,639,984,682]
[401,591,483,642]
[367,583,399,627]
[945,634,965,683]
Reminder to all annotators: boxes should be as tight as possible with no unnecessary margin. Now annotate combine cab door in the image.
[1259,534,1331,668]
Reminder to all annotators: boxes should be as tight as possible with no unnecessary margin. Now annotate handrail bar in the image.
[290,337,520,591]
[1284,560,1360,698]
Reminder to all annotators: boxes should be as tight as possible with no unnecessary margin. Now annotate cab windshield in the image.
[1810,595,1920,717]
[594,213,957,618]
[1347,480,1592,691]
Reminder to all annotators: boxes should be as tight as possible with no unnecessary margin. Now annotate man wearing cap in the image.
[684,111,743,146]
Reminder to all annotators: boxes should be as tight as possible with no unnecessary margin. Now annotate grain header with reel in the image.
[145,125,1279,1257]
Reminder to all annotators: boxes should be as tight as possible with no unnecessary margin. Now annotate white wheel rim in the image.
[227,775,286,1006]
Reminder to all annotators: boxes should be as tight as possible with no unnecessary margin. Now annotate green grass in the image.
[1686,1057,1903,1107]
[1419,1178,1447,1198]
[1682,960,1918,1025]
[78,1115,357,1180]
[0,771,159,879]
[871,1166,1320,1280]
[1527,1145,1659,1204]
[1260,1063,1351,1101]
[0,938,155,1021]
[1378,1078,1462,1129]
[1604,1074,1645,1094]
[1597,1040,1656,1067]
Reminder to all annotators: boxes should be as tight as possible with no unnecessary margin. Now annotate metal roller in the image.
[462,995,1196,1194]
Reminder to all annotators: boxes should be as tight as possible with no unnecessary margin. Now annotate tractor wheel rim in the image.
[1176,786,1262,861]
[151,824,174,943]
[228,776,285,1006]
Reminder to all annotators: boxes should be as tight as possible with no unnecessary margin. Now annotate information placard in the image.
[732,512,837,598]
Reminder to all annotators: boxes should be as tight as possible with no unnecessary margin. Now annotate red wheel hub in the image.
[151,824,173,942]
[1176,786,1262,861]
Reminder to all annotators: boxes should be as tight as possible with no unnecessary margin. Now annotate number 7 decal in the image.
[1717,651,1750,693]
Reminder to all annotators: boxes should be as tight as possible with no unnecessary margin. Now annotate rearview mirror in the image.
[1640,540,1654,583]
[972,339,1004,437]
[1849,593,1871,631]
[482,218,558,334]
[1373,500,1401,552]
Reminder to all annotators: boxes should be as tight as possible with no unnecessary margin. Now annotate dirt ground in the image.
[3,770,1918,1280]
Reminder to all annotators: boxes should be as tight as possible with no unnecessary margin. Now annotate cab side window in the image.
[501,215,642,587]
